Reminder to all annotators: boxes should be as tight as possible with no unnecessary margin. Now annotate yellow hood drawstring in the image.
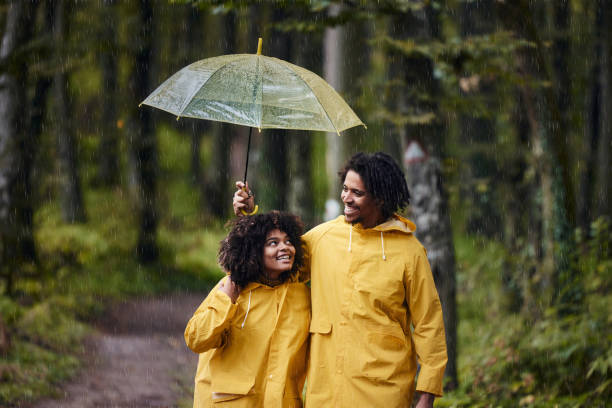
[347,225,386,260]
[241,290,252,328]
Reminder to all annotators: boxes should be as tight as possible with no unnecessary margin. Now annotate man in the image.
[234,152,447,408]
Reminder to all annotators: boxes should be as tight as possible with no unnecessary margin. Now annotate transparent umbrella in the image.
[140,38,365,212]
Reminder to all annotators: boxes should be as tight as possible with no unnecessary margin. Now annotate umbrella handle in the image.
[240,205,259,216]
[239,185,258,216]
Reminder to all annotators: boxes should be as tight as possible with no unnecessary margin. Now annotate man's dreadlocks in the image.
[339,152,411,221]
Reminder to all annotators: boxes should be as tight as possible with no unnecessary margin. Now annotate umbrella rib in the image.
[277,61,341,135]
[255,55,262,128]
[178,55,253,118]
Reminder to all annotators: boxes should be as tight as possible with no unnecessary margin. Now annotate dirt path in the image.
[30,292,205,408]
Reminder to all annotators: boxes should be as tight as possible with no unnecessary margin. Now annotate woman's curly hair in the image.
[218,211,305,288]
[339,152,411,220]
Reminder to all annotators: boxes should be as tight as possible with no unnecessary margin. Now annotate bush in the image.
[443,217,611,407]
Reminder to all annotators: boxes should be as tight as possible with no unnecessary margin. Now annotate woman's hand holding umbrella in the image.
[233,181,255,216]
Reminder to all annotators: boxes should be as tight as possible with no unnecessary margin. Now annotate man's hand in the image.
[233,181,255,216]
[218,277,241,303]
[415,392,435,408]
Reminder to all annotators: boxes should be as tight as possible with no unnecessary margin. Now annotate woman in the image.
[184,211,310,408]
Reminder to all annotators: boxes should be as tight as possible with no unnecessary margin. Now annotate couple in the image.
[185,152,448,408]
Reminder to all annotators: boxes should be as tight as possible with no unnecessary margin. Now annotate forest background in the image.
[0,0,610,407]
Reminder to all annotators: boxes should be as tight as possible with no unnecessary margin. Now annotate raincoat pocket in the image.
[356,327,410,382]
[210,377,255,403]
[308,319,331,334]
[209,348,257,402]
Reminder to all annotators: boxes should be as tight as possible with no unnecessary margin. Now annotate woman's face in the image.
[262,229,295,280]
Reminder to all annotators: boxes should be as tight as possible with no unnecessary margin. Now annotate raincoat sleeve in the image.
[406,246,448,397]
[184,277,239,354]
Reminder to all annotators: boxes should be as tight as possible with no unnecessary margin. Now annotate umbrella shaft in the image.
[243,127,253,183]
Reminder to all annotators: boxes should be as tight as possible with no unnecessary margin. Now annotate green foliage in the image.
[445,218,612,407]
[15,299,89,353]
[0,341,80,404]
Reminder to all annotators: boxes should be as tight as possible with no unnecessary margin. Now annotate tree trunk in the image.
[322,3,344,211]
[395,4,458,390]
[54,0,86,223]
[578,1,604,233]
[288,27,321,228]
[97,0,120,187]
[596,1,612,220]
[498,0,579,315]
[203,9,235,219]
[0,1,39,294]
[18,0,54,265]
[341,15,370,156]
[259,7,291,211]
[176,4,208,188]
[405,154,458,392]
[459,0,501,239]
[129,0,158,263]
[384,13,409,165]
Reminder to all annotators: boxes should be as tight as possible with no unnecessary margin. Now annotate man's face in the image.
[341,170,383,229]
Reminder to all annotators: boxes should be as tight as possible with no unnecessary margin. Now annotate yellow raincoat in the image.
[185,276,310,407]
[303,215,447,407]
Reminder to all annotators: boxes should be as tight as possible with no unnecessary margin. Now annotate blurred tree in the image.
[97,0,120,187]
[340,12,371,159]
[0,0,40,294]
[25,0,55,245]
[498,0,579,315]
[385,2,459,390]
[259,6,291,211]
[53,0,86,223]
[128,0,159,263]
[458,0,501,239]
[183,5,209,188]
[288,14,322,228]
[322,3,344,205]
[596,2,612,221]
[203,8,235,219]
[578,1,607,234]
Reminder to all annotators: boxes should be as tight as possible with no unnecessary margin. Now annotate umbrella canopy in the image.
[140,52,365,135]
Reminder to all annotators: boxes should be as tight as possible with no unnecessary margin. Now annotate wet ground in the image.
[28,293,206,408]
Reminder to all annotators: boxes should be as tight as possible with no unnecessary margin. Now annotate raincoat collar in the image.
[342,214,416,234]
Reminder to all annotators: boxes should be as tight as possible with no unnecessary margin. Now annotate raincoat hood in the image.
[345,214,417,261]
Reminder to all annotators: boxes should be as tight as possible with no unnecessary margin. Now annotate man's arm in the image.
[406,246,448,399]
